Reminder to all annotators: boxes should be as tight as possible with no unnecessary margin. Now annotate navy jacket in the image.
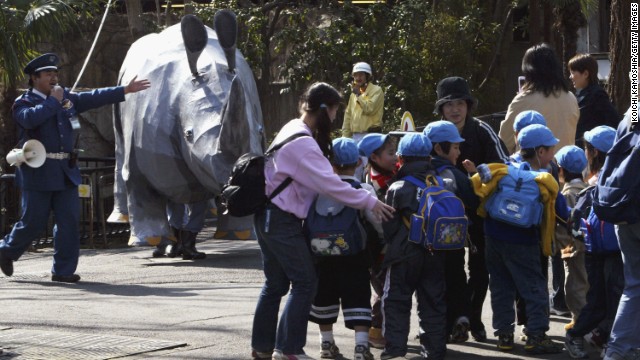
[382,160,434,268]
[12,86,125,191]
[575,84,620,146]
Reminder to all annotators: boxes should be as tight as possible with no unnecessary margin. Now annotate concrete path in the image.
[0,228,603,359]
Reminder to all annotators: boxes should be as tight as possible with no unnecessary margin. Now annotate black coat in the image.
[575,84,620,147]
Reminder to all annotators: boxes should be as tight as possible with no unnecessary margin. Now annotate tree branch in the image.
[479,6,514,90]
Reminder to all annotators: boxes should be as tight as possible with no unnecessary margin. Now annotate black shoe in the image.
[51,274,81,283]
[152,244,167,258]
[497,333,514,351]
[0,252,13,276]
[180,231,206,260]
[471,329,487,342]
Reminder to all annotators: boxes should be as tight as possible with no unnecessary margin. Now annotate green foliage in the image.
[196,1,500,130]
[0,0,101,88]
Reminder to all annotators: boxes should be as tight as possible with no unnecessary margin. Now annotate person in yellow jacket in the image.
[342,62,384,141]
[464,124,570,354]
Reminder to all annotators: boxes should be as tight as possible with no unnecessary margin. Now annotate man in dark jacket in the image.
[0,53,150,282]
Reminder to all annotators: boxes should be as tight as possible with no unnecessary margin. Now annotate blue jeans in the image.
[485,236,549,336]
[0,187,80,275]
[251,205,317,355]
[167,200,207,232]
[606,223,640,358]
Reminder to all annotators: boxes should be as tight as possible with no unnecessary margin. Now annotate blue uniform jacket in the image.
[12,87,125,191]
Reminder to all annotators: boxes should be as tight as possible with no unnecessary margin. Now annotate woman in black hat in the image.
[433,76,509,344]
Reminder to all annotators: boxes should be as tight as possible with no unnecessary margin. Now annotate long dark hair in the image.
[521,43,569,97]
[585,141,607,175]
[300,82,342,160]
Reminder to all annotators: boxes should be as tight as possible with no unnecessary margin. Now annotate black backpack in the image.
[221,133,308,217]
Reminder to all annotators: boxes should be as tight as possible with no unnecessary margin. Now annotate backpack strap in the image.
[402,175,426,189]
[265,132,309,155]
[265,132,310,201]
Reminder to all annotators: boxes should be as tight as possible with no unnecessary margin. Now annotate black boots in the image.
[180,230,206,260]
[151,228,205,260]
[152,227,182,258]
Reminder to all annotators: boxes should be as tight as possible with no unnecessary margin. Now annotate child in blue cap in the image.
[564,124,623,359]
[357,132,397,348]
[424,121,479,343]
[380,133,448,360]
[469,124,569,354]
[553,145,589,331]
[583,125,617,186]
[308,137,379,360]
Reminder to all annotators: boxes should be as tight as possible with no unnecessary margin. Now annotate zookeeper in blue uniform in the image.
[0,53,150,283]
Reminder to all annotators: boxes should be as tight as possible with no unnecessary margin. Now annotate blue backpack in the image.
[572,186,619,254]
[403,174,468,251]
[304,179,366,256]
[593,121,640,224]
[485,164,543,228]
[584,208,619,254]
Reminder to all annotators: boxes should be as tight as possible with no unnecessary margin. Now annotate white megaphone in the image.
[6,139,46,168]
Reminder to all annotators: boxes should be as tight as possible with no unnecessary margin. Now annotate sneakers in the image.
[252,349,272,360]
[272,351,316,360]
[353,345,374,360]
[565,334,589,359]
[518,325,528,342]
[320,341,340,359]
[585,328,606,349]
[524,334,563,354]
[450,316,470,343]
[497,333,514,351]
[368,327,386,349]
[470,329,487,342]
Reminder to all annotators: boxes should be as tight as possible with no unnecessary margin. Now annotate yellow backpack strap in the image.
[425,174,440,187]
[402,216,411,229]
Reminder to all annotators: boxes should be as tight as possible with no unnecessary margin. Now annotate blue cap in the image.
[517,124,559,149]
[554,145,587,174]
[423,120,465,143]
[397,133,432,157]
[358,133,388,158]
[583,125,617,153]
[23,53,59,75]
[332,137,359,166]
[514,110,547,132]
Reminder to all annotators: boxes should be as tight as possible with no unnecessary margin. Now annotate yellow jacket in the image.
[470,163,559,256]
[342,83,384,137]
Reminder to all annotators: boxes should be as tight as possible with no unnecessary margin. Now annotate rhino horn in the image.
[219,76,249,160]
[214,10,237,73]
[181,14,208,77]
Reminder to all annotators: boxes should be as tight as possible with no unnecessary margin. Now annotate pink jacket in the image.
[265,119,379,219]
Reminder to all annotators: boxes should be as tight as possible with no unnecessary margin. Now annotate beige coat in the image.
[499,90,579,154]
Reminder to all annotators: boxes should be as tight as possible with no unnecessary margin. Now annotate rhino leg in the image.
[125,152,171,247]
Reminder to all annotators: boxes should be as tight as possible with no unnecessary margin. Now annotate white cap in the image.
[352,62,372,75]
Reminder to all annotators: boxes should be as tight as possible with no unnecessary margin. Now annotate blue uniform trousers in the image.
[0,186,80,275]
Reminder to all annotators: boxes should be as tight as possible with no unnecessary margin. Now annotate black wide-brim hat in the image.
[434,76,477,113]
[23,53,59,75]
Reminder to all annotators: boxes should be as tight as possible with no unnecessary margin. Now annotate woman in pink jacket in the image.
[250,82,394,360]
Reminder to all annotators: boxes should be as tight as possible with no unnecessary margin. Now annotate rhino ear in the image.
[214,10,237,73]
[181,14,208,77]
[219,76,249,159]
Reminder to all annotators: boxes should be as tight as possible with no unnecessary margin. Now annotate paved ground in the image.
[0,226,604,359]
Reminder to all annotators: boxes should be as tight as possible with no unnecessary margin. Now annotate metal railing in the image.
[0,157,129,248]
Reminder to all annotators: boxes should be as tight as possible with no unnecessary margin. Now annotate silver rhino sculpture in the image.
[108,12,264,246]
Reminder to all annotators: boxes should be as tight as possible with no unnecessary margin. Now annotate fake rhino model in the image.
[108,12,264,246]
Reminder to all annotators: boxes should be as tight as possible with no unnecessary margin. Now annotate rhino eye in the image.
[184,129,194,141]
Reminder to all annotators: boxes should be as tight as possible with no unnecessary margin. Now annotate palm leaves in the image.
[0,0,99,88]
